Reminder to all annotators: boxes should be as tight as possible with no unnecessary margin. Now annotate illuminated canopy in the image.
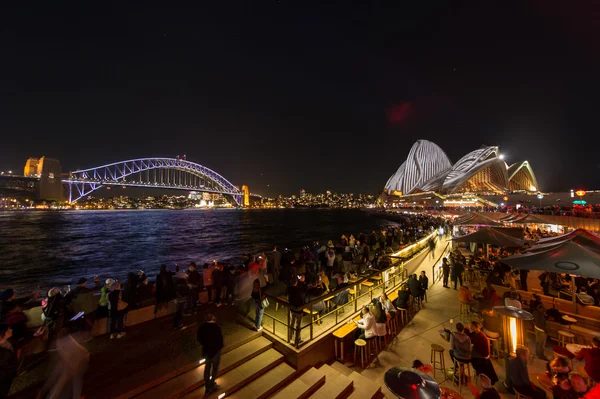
[384,140,539,195]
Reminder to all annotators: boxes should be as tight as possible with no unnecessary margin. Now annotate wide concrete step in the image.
[227,362,295,399]
[134,336,273,399]
[308,364,353,399]
[329,361,353,377]
[328,361,381,399]
[347,371,381,399]
[268,367,325,399]
[182,349,284,399]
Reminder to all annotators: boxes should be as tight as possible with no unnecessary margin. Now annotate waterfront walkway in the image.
[347,236,548,399]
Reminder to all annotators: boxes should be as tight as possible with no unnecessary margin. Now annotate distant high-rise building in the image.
[300,189,306,198]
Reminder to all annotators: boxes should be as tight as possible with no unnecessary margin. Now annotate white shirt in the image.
[357,312,376,338]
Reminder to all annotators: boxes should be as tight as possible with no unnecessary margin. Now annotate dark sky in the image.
[1,2,599,196]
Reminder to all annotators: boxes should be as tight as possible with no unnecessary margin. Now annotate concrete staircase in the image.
[129,335,381,399]
[267,362,381,399]
[131,335,284,399]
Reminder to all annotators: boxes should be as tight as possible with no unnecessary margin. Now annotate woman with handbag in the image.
[107,281,127,339]
[251,279,268,332]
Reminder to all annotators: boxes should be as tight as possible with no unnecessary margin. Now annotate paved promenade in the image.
[351,236,548,399]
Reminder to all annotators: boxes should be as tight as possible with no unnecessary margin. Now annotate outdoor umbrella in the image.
[452,227,526,248]
[384,368,441,399]
[454,213,504,227]
[510,214,552,224]
[499,214,527,223]
[500,240,600,279]
[536,229,600,245]
[526,229,600,253]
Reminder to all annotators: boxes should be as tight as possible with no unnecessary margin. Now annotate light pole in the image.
[537,193,543,209]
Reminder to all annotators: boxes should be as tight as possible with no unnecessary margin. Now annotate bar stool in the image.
[397,308,409,327]
[367,336,379,355]
[452,357,472,393]
[459,301,471,317]
[430,344,447,380]
[354,339,368,368]
[487,336,500,359]
[386,313,398,336]
[558,331,575,346]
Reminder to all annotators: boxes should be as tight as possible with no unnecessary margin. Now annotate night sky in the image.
[1,2,599,196]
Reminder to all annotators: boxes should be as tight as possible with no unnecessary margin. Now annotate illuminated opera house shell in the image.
[384,140,538,195]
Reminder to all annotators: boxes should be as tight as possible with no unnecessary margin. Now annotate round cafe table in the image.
[566,343,590,355]
[440,387,465,399]
[562,315,577,328]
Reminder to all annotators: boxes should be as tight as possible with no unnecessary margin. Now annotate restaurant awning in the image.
[499,233,600,278]
[498,214,527,223]
[526,229,600,253]
[510,214,553,224]
[454,212,505,226]
[537,229,600,245]
[491,227,525,240]
[452,227,526,248]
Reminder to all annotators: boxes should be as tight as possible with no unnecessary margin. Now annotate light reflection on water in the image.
[0,209,392,292]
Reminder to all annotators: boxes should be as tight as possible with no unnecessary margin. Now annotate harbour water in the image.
[0,209,395,293]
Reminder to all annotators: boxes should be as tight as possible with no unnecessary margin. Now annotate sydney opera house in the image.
[384,140,538,201]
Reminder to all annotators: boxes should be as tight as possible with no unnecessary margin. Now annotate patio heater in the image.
[493,306,534,389]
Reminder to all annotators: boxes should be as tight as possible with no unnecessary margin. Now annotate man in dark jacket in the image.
[508,347,545,399]
[442,258,450,288]
[287,277,305,345]
[452,258,464,290]
[197,313,224,394]
[408,275,423,303]
[465,321,498,385]
[395,285,410,309]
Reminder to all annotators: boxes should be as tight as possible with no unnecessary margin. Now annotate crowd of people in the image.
[0,213,450,397]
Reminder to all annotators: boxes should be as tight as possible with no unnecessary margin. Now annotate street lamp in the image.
[537,193,544,208]
[494,306,534,388]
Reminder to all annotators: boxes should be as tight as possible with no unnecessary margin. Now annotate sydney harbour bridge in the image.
[0,156,250,206]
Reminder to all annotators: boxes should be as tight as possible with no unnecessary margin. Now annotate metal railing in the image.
[259,231,439,348]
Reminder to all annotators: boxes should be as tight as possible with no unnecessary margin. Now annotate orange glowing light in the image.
[575,190,586,197]
[509,317,517,355]
[503,196,508,201]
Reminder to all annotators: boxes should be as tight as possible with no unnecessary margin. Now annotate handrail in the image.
[266,231,436,313]
[259,231,438,347]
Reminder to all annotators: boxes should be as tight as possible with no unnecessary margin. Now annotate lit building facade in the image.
[384,140,538,198]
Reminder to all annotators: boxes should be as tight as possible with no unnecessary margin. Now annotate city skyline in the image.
[1,3,600,196]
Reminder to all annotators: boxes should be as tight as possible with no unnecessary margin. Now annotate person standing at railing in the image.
[451,256,464,290]
[442,258,450,288]
[287,276,306,345]
[251,279,265,332]
[419,271,428,302]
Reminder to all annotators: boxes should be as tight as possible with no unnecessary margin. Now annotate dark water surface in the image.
[0,209,393,292]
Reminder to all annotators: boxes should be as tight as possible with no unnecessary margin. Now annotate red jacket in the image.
[466,329,490,358]
[576,347,600,382]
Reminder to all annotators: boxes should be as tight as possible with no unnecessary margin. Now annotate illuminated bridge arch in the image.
[63,158,242,205]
